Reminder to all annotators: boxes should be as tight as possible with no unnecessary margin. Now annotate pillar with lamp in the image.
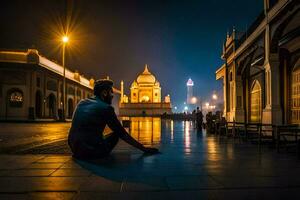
[61,35,69,121]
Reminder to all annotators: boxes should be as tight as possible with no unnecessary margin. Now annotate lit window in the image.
[8,89,23,107]
[291,68,300,124]
[250,81,261,122]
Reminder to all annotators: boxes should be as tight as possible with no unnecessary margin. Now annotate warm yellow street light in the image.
[62,36,69,43]
[61,35,69,121]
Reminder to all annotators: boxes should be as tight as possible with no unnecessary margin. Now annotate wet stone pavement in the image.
[1,119,300,199]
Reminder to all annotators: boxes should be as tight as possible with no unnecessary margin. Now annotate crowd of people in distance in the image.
[162,108,226,134]
[192,108,226,133]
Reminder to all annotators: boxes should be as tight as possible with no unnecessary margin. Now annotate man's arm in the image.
[105,106,158,154]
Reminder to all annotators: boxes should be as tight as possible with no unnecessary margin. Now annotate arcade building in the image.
[0,49,94,120]
[119,65,172,116]
[216,0,300,125]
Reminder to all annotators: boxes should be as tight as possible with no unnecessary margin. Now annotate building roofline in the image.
[215,64,226,80]
[0,49,94,90]
[234,0,290,58]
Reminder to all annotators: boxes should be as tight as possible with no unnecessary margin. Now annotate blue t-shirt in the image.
[68,96,126,149]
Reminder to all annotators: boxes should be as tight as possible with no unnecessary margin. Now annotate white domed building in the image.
[119,65,172,116]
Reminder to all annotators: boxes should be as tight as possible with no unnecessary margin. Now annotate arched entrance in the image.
[68,98,74,118]
[141,95,150,102]
[35,91,42,118]
[250,80,262,123]
[48,93,56,118]
[291,67,300,124]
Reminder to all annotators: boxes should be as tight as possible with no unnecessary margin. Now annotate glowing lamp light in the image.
[62,36,69,43]
[212,94,217,100]
[184,106,188,111]
[191,97,197,104]
[174,106,177,110]
[205,102,209,107]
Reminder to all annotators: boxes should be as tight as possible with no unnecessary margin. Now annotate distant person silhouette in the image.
[196,107,203,131]
[68,79,159,159]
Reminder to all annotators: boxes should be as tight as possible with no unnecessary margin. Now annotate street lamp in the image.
[191,97,197,104]
[212,94,217,100]
[62,35,69,121]
[212,93,218,111]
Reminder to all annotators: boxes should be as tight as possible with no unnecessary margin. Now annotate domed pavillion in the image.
[119,65,172,116]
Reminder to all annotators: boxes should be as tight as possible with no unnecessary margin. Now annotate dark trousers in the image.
[70,132,119,159]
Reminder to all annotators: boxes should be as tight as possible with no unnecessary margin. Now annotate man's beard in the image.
[103,96,112,105]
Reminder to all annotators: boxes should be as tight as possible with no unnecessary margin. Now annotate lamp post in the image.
[212,94,217,100]
[62,36,69,121]
[212,93,218,111]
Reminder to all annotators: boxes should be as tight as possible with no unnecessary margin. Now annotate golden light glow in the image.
[191,97,197,104]
[184,121,191,154]
[207,139,218,161]
[212,94,217,100]
[129,117,161,146]
[62,36,69,43]
[170,120,174,142]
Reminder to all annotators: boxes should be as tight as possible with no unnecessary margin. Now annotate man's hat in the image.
[94,79,114,95]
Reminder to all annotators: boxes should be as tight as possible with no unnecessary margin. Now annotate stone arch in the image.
[271,5,300,53]
[250,80,262,122]
[290,58,300,124]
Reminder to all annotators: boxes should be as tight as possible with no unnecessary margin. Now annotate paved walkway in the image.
[1,120,300,199]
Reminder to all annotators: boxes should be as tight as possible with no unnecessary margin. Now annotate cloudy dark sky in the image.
[0,0,263,109]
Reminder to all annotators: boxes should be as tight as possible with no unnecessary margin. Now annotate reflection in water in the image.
[128,117,161,145]
[120,117,231,162]
[183,121,191,153]
[207,138,218,161]
[170,120,174,142]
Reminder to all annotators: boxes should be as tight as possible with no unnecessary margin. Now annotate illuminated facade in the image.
[129,117,161,145]
[216,0,300,125]
[0,49,94,120]
[119,65,172,116]
[130,65,161,103]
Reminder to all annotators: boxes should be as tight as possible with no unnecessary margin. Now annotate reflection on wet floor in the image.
[122,117,225,158]
[126,117,162,145]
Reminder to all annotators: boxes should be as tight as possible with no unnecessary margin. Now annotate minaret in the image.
[120,80,124,103]
[186,78,194,104]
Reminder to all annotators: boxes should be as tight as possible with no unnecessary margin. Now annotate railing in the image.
[213,121,300,158]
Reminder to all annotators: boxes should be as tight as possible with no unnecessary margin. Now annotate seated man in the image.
[68,79,158,159]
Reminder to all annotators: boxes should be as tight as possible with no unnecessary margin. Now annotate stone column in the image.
[222,77,227,117]
[270,53,283,125]
[262,61,272,124]
[235,75,245,122]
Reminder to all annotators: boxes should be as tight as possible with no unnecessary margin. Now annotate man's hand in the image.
[143,147,159,154]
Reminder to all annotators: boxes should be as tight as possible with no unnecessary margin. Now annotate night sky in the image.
[0,0,263,109]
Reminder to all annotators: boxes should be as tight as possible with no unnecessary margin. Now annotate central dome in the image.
[137,65,156,84]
